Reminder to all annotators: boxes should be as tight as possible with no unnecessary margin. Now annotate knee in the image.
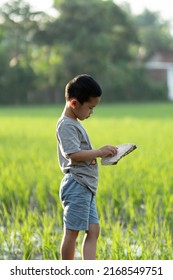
[63,229,79,242]
[88,224,100,240]
[95,224,100,239]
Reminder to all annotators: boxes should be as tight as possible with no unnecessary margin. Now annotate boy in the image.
[56,74,117,260]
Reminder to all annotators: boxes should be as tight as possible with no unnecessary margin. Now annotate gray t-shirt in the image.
[56,116,98,194]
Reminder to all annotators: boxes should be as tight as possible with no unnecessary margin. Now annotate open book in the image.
[101,143,137,165]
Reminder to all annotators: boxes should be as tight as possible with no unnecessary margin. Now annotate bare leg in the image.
[82,224,100,260]
[60,228,79,260]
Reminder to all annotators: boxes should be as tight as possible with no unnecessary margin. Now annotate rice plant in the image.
[0,103,173,259]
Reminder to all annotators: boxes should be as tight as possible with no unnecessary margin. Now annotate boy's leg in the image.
[82,223,100,260]
[60,228,79,260]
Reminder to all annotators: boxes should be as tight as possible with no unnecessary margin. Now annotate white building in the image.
[146,51,173,101]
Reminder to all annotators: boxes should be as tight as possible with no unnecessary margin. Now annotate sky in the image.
[0,0,173,23]
[116,0,173,21]
[0,0,54,12]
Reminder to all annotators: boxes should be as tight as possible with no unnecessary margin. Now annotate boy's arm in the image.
[69,145,117,162]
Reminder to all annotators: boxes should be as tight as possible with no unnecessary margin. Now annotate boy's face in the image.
[70,97,100,120]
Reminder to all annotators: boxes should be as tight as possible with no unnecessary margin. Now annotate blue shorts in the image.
[59,173,99,231]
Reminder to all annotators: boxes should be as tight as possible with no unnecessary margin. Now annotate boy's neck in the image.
[62,104,77,120]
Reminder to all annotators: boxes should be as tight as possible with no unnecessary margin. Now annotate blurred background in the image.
[1,0,173,105]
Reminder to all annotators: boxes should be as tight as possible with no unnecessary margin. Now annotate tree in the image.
[0,0,46,104]
[34,0,139,100]
[134,9,173,59]
[0,0,170,104]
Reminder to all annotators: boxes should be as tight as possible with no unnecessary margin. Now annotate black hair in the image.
[65,74,102,104]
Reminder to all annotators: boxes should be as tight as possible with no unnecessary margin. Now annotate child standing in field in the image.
[56,74,117,260]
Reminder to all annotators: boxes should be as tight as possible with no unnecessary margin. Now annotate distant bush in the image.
[100,64,168,102]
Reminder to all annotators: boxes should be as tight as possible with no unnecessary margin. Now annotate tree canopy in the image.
[0,0,172,104]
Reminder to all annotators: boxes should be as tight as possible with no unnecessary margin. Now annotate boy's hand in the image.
[98,145,117,158]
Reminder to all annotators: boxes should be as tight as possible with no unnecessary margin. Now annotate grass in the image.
[0,102,173,259]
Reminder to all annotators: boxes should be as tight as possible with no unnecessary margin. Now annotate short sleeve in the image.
[58,123,81,157]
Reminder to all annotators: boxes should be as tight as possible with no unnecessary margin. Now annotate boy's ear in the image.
[70,99,77,109]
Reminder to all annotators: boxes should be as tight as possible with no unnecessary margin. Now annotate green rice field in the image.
[0,103,173,260]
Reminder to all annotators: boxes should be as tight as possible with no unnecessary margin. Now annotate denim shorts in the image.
[59,173,99,231]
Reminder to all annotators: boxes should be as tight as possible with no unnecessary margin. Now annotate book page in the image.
[101,143,137,165]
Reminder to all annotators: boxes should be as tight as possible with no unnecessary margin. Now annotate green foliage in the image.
[98,63,167,102]
[43,0,138,93]
[0,64,35,104]
[134,9,173,58]
[0,0,172,104]
[0,0,47,104]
